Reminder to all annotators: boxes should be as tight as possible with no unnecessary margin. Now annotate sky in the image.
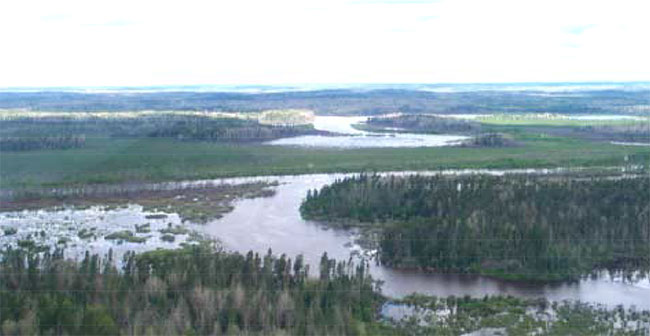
[0,0,648,87]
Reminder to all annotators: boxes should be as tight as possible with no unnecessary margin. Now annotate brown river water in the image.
[2,169,648,309]
[195,172,650,309]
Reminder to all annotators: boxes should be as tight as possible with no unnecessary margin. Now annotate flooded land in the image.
[2,0,650,330]
[1,101,649,334]
[3,170,649,310]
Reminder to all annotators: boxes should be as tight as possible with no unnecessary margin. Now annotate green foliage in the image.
[0,246,381,335]
[104,230,148,243]
[477,113,649,126]
[80,305,119,336]
[460,132,516,147]
[1,89,649,115]
[0,135,86,151]
[0,112,322,144]
[3,227,17,235]
[160,234,175,242]
[159,224,190,235]
[385,295,650,335]
[301,174,650,280]
[365,114,481,134]
[2,135,648,190]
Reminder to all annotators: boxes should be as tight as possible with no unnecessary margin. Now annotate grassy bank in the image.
[1,134,649,190]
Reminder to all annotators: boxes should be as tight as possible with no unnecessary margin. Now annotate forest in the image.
[362,115,481,134]
[575,123,650,143]
[0,112,323,151]
[2,244,648,335]
[458,133,516,147]
[0,135,86,151]
[301,174,650,280]
[1,88,649,115]
[0,244,385,335]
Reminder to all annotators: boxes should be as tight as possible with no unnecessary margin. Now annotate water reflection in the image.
[265,116,469,148]
[3,169,648,308]
[199,173,650,309]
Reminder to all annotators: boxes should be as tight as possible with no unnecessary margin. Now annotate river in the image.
[1,115,648,309]
[196,172,650,309]
[2,170,648,308]
[265,116,469,148]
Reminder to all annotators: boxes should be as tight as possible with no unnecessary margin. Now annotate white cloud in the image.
[0,0,648,86]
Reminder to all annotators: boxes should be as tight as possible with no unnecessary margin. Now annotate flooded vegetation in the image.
[1,89,649,333]
[2,181,277,223]
[382,295,650,335]
[0,205,198,260]
[3,169,649,310]
[0,181,278,261]
[2,0,650,330]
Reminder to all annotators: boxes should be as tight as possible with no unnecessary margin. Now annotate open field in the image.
[1,134,649,190]
[1,109,648,190]
[355,113,650,144]
[476,113,649,126]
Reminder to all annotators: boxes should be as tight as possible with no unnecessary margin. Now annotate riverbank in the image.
[2,134,648,190]
[3,170,650,310]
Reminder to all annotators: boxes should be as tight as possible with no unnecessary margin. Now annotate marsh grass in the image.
[0,181,277,224]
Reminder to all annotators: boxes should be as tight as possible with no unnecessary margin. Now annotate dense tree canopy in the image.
[0,114,323,151]
[301,174,650,280]
[0,245,382,335]
[0,135,85,151]
[365,115,481,134]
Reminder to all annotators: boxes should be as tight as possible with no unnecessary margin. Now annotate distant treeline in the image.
[577,124,650,143]
[2,89,649,115]
[0,114,323,149]
[365,115,481,134]
[0,135,85,151]
[301,174,650,280]
[363,115,516,147]
[145,117,319,142]
[0,245,383,335]
[459,133,516,147]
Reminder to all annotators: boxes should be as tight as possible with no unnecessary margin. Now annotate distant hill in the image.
[1,83,649,115]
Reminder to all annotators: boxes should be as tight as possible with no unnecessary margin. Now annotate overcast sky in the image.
[1,0,648,87]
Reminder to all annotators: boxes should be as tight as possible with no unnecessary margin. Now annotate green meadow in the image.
[2,133,648,190]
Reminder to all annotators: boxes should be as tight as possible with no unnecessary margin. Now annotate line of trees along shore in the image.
[301,174,650,281]
[0,114,322,151]
[0,245,382,335]
[365,115,481,134]
[0,135,86,151]
[2,90,647,115]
